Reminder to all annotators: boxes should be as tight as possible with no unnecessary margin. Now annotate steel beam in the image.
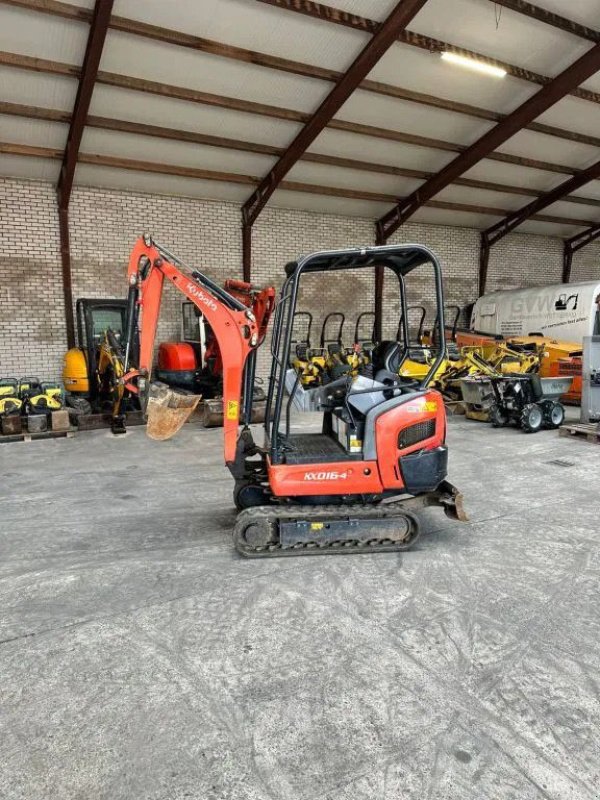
[241,0,428,230]
[483,158,600,246]
[5,99,600,210]
[0,51,589,178]
[56,0,113,348]
[563,223,600,282]
[376,41,600,242]
[486,0,599,43]
[5,1,600,152]
[2,140,593,229]
[256,0,600,105]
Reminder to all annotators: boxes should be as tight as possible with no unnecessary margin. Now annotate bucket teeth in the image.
[145,382,201,440]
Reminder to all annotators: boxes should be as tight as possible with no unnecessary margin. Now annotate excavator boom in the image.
[123,236,264,462]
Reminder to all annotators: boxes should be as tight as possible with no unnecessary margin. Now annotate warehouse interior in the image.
[1,0,600,798]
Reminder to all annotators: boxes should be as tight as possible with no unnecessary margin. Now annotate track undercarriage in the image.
[232,481,465,557]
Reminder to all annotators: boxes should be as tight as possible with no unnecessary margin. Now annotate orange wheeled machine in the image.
[119,237,466,557]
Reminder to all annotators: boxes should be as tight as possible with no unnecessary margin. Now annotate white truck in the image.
[470,281,600,344]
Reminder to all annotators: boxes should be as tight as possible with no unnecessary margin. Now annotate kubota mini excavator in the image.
[119,236,466,557]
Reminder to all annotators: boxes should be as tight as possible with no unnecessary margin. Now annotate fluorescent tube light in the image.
[441,51,507,78]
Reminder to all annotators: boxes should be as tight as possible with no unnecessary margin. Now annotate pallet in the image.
[0,427,76,444]
[559,422,600,444]
[76,411,146,431]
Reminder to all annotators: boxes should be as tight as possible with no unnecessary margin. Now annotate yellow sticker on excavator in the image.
[407,400,438,413]
[226,400,239,420]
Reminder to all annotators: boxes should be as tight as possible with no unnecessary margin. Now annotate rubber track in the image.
[233,502,421,558]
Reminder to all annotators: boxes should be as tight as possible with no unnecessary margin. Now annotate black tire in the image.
[489,403,509,427]
[520,403,544,433]
[544,401,565,429]
[65,395,92,416]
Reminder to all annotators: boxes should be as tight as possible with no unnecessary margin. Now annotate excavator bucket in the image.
[145,382,201,440]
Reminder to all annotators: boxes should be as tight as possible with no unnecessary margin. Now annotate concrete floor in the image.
[1,410,599,800]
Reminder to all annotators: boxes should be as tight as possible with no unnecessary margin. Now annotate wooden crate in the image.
[51,409,71,431]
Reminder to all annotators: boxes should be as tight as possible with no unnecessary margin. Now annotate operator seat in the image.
[371,340,402,374]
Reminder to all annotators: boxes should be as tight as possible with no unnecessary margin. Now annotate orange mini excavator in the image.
[119,236,466,558]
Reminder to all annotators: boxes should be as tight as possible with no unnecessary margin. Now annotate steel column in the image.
[479,233,490,297]
[242,223,252,283]
[374,224,386,342]
[562,243,574,284]
[58,207,76,349]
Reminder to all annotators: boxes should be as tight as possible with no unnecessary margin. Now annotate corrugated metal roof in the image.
[0,0,598,240]
[532,0,599,30]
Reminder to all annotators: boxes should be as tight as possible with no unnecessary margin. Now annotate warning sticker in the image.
[407,400,438,413]
[226,400,239,420]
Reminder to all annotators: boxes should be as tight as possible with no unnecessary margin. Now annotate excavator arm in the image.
[123,236,262,464]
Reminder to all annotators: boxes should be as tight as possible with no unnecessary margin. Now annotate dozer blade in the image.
[401,480,468,522]
[145,382,201,441]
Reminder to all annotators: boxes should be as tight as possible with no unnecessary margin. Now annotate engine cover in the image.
[157,342,197,371]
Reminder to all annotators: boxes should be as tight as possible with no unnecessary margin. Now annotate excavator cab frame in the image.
[75,298,130,405]
[264,246,447,465]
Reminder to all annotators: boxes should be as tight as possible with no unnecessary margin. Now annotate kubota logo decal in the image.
[303,471,348,481]
[186,282,217,312]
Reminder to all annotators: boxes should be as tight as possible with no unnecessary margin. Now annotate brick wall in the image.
[486,233,565,292]
[252,207,375,378]
[571,239,600,282]
[1,175,598,383]
[0,179,65,378]
[387,224,480,337]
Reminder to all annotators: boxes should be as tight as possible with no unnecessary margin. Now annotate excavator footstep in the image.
[145,382,201,440]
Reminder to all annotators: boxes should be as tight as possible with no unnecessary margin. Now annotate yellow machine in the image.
[289,312,320,386]
[19,379,63,411]
[399,342,543,402]
[62,298,136,432]
[0,379,22,416]
[0,380,20,415]
[0,378,63,416]
[290,311,375,386]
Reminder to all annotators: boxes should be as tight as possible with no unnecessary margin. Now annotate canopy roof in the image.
[1,0,599,239]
